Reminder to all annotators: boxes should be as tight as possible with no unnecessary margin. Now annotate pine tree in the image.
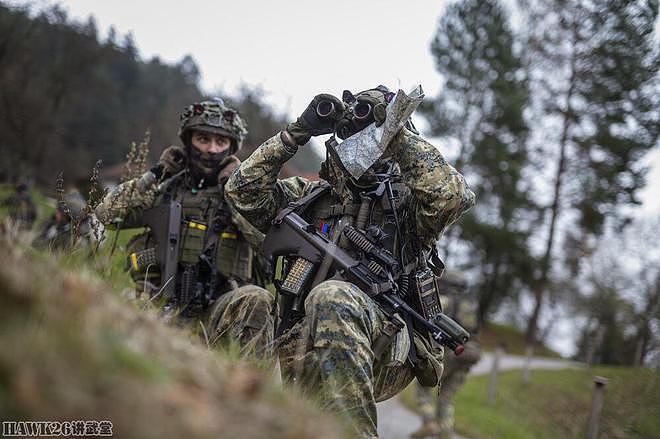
[422,0,536,323]
[521,0,659,344]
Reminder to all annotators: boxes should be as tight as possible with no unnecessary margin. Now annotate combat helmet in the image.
[178,98,247,153]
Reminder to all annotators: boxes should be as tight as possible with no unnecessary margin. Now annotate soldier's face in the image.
[191,130,231,154]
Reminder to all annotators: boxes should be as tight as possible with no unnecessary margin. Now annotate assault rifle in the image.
[143,201,182,301]
[142,197,230,313]
[262,210,470,355]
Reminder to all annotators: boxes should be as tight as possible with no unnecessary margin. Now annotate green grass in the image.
[1,182,141,292]
[401,366,660,439]
[479,322,562,358]
[60,227,140,292]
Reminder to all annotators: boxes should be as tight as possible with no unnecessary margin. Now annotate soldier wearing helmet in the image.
[226,86,475,437]
[34,190,90,250]
[1,182,37,230]
[95,98,273,358]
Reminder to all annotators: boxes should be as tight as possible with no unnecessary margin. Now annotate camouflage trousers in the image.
[277,280,443,438]
[205,285,275,358]
[416,339,482,437]
[159,285,274,359]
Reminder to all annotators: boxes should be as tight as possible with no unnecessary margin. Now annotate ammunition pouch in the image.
[180,219,207,264]
[412,332,444,387]
[125,231,161,296]
[217,227,252,282]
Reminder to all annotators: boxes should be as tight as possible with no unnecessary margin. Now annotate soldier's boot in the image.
[410,420,441,438]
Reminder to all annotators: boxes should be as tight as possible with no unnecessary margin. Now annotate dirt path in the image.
[376,353,582,439]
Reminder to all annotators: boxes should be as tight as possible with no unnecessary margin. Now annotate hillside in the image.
[402,366,659,439]
[0,231,348,438]
[479,322,562,358]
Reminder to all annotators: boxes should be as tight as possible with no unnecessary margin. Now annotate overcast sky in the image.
[13,0,660,218]
[38,0,450,114]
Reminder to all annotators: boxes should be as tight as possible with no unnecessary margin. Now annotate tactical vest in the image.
[126,175,253,300]
[276,179,444,340]
[296,181,414,259]
[272,178,448,385]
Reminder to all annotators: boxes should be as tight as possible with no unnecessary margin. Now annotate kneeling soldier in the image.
[96,99,273,357]
[226,86,475,437]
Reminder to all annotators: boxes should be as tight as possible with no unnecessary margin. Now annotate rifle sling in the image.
[273,182,331,224]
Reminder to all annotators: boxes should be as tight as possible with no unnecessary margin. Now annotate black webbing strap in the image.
[273,182,331,224]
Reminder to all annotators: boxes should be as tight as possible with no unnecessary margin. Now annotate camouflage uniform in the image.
[226,123,475,437]
[95,100,274,358]
[412,271,482,439]
[34,190,91,251]
[2,183,37,229]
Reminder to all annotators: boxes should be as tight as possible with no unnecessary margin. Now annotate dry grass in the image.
[0,233,349,439]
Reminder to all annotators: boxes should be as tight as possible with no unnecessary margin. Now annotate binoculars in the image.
[315,98,372,121]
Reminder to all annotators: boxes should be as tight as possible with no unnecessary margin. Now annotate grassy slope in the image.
[479,322,562,358]
[401,366,659,439]
[0,233,349,439]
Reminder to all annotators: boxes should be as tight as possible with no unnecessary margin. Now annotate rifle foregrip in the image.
[434,313,470,345]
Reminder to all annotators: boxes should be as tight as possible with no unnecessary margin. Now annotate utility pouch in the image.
[373,314,406,362]
[217,228,253,282]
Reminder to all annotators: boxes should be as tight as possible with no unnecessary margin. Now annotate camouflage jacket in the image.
[225,129,475,249]
[96,155,263,247]
[95,156,265,289]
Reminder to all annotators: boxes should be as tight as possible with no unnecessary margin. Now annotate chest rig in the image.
[273,173,447,361]
[127,173,253,313]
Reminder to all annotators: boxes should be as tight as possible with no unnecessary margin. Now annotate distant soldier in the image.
[2,182,37,229]
[411,270,482,439]
[95,98,273,357]
[34,190,90,250]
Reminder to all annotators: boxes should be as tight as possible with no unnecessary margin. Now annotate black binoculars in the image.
[315,99,372,121]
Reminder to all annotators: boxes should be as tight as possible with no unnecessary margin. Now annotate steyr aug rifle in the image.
[262,209,470,355]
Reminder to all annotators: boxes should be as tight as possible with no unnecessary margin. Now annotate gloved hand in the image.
[285,94,345,145]
[153,145,187,179]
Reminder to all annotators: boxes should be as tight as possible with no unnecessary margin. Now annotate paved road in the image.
[376,353,582,439]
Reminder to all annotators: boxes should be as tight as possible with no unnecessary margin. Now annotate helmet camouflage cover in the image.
[178,98,248,152]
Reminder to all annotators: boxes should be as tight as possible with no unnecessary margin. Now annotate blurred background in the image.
[0,0,658,437]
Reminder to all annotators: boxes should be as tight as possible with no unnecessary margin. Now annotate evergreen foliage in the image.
[0,4,203,185]
[422,0,536,323]
[521,0,659,343]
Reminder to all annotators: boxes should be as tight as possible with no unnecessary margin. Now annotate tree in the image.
[0,4,202,185]
[573,217,660,366]
[422,0,536,323]
[520,0,659,344]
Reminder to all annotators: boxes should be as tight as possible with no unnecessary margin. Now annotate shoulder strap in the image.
[273,182,331,224]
